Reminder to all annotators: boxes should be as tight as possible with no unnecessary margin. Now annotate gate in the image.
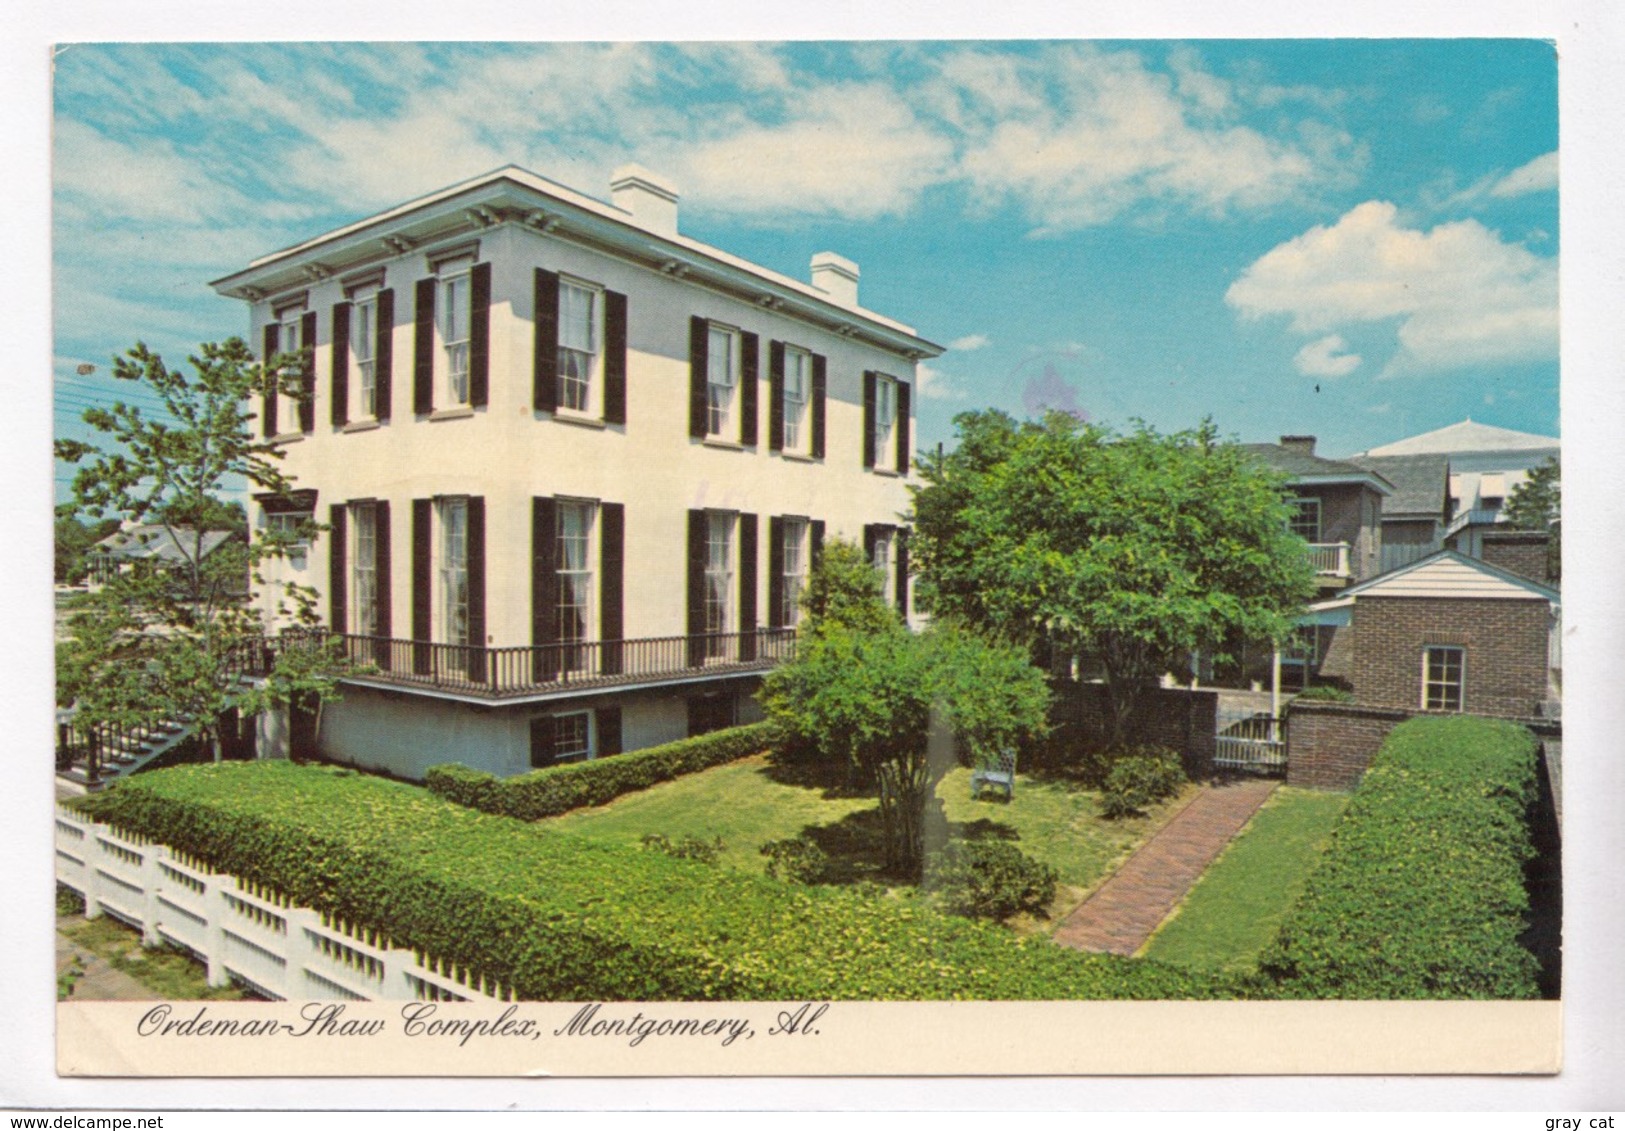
[1214,707,1287,774]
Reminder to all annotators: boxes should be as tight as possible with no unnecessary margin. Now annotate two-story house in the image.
[210,164,942,781]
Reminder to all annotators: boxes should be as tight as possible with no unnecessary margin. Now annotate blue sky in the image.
[53,39,1559,493]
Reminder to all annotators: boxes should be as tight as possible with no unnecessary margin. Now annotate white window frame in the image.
[556,499,598,671]
[704,511,735,655]
[556,277,604,418]
[349,286,379,422]
[263,510,310,568]
[436,496,469,647]
[782,345,811,454]
[532,710,595,767]
[871,528,894,605]
[276,307,306,435]
[707,323,740,439]
[350,501,378,637]
[1422,645,1466,712]
[1287,496,1322,542]
[873,373,898,465]
[436,258,474,407]
[780,517,807,628]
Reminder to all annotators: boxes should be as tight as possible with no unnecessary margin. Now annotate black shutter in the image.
[531,497,559,684]
[375,288,394,424]
[604,290,627,425]
[687,509,707,665]
[414,278,435,415]
[862,371,877,468]
[896,381,912,474]
[411,498,432,674]
[740,331,759,447]
[261,323,280,437]
[533,269,559,414]
[599,502,625,675]
[468,262,491,409]
[811,354,826,460]
[689,317,708,438]
[299,311,317,434]
[768,341,785,452]
[328,504,347,633]
[739,513,758,660]
[863,524,878,563]
[466,496,486,683]
[768,516,785,629]
[331,302,351,428]
[374,501,392,663]
[896,529,909,621]
[529,716,555,769]
[810,520,825,570]
[596,706,623,758]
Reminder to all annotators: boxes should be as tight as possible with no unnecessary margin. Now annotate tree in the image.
[54,338,345,765]
[53,515,121,584]
[909,411,1316,745]
[1503,456,1560,582]
[798,537,901,636]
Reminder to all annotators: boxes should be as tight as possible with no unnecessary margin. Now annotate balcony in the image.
[1306,542,1351,580]
[253,628,798,701]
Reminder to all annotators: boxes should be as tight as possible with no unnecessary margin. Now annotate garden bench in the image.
[971,749,1017,800]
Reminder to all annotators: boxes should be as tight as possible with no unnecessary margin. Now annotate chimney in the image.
[610,164,679,237]
[810,251,860,308]
[1280,435,1317,455]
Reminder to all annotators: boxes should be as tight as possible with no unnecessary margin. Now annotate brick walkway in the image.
[1053,777,1279,956]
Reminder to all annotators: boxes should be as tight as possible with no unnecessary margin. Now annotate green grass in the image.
[57,913,249,1001]
[1140,787,1349,972]
[545,753,1195,931]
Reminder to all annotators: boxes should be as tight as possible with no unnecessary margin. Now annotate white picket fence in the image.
[1213,709,1288,773]
[54,805,504,1003]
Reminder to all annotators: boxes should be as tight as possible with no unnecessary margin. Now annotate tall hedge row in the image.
[1258,715,1542,999]
[425,722,775,821]
[79,761,1230,1001]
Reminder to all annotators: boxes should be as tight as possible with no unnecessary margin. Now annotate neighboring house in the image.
[1352,419,1559,560]
[1304,550,1561,720]
[1345,453,1452,575]
[211,163,941,781]
[85,524,240,589]
[1240,435,1393,590]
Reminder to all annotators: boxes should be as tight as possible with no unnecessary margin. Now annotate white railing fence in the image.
[1306,542,1352,578]
[55,806,504,1003]
[1213,710,1287,773]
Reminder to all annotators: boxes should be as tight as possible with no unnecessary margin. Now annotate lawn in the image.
[544,753,1196,932]
[1139,786,1349,972]
[57,913,249,1001]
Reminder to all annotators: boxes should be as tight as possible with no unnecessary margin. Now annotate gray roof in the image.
[93,525,235,565]
[1356,419,1559,457]
[1239,443,1395,493]
[1348,454,1451,519]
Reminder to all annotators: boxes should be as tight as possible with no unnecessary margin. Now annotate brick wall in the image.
[1479,529,1554,586]
[1285,701,1410,790]
[1350,595,1550,719]
[1050,680,1218,775]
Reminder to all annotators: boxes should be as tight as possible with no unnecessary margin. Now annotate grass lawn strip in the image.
[58,914,247,1001]
[1138,787,1349,971]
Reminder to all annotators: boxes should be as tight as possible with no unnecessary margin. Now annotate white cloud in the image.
[948,334,990,351]
[1294,334,1362,378]
[1226,200,1557,376]
[1489,150,1559,198]
[916,363,965,401]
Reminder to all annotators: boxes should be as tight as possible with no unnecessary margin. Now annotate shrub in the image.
[426,722,775,821]
[77,761,1232,1001]
[759,836,830,884]
[929,840,1059,922]
[1098,746,1186,818]
[1258,716,1542,999]
[642,833,724,865]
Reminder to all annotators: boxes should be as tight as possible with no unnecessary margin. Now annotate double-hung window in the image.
[351,502,378,637]
[782,346,810,454]
[438,260,473,406]
[556,501,596,671]
[276,307,305,434]
[871,528,894,605]
[437,497,469,647]
[350,288,378,421]
[531,711,593,767]
[557,280,602,415]
[704,512,734,655]
[873,374,898,464]
[1287,496,1321,542]
[1423,645,1465,712]
[780,518,807,628]
[707,325,739,438]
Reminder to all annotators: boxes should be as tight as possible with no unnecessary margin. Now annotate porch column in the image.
[1271,647,1282,718]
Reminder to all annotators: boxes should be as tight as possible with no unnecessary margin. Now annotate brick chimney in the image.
[810,251,860,308]
[1280,435,1317,455]
[610,164,679,237]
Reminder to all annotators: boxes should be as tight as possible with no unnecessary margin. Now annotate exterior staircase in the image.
[56,713,200,793]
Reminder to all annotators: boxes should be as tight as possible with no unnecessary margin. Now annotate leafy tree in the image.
[909,411,1316,745]
[54,338,345,765]
[1503,456,1560,582]
[798,536,901,636]
[53,515,121,584]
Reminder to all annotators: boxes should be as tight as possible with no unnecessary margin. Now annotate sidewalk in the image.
[56,929,160,1002]
[1053,777,1278,956]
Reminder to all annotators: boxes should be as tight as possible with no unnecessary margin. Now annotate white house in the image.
[211,164,942,780]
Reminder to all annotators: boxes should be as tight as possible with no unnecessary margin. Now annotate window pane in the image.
[439,499,468,646]
[556,503,594,659]
[559,284,596,352]
[708,327,735,436]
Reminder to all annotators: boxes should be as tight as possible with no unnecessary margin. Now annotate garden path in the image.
[56,930,158,1001]
[1051,777,1278,956]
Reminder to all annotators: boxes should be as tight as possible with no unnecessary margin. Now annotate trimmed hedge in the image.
[1257,715,1542,999]
[425,722,774,821]
[78,761,1233,1001]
